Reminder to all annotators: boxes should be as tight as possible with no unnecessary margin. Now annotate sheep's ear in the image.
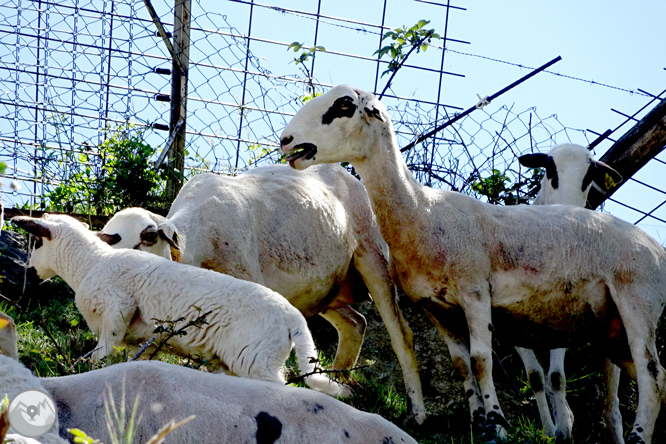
[157,222,181,262]
[591,160,623,190]
[11,216,52,240]
[96,232,122,246]
[518,153,549,168]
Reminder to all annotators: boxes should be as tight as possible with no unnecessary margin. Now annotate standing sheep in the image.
[279,85,666,444]
[11,214,348,397]
[0,311,417,444]
[99,163,425,423]
[517,143,623,442]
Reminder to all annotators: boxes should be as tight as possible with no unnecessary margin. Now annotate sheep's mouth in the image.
[285,143,317,165]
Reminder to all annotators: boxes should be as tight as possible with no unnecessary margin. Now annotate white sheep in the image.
[279,85,666,444]
[0,312,417,444]
[0,313,67,444]
[11,214,348,398]
[517,143,623,442]
[99,163,425,423]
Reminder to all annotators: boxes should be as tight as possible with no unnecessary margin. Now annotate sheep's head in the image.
[280,85,388,170]
[11,214,88,279]
[100,208,181,262]
[0,311,18,360]
[519,143,622,206]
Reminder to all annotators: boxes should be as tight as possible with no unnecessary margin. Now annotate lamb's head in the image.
[100,207,181,262]
[519,143,622,206]
[0,311,18,360]
[11,214,90,279]
[280,85,389,169]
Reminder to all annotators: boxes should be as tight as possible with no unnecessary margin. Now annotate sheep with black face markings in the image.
[11,213,348,398]
[0,312,417,444]
[99,163,425,423]
[280,85,666,443]
[517,143,623,442]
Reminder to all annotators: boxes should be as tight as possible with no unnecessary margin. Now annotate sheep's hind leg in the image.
[425,310,486,435]
[318,306,366,371]
[547,348,574,442]
[603,358,623,444]
[461,287,508,438]
[515,347,556,437]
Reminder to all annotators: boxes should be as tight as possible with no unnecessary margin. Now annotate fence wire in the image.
[0,0,661,238]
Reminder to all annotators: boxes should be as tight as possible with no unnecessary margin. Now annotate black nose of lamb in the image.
[281,135,293,146]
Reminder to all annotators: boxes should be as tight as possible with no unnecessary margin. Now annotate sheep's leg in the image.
[618,302,665,444]
[547,348,573,442]
[93,306,135,362]
[318,306,366,370]
[353,249,425,424]
[460,287,508,438]
[424,310,485,434]
[603,358,624,444]
[515,347,556,437]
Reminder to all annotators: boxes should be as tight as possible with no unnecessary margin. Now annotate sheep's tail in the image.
[291,323,351,398]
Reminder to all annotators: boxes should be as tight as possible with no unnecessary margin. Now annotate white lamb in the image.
[0,313,67,444]
[279,85,666,444]
[98,163,425,423]
[11,214,348,397]
[517,143,623,442]
[0,311,418,444]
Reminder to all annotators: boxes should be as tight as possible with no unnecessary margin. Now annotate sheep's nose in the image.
[281,135,293,146]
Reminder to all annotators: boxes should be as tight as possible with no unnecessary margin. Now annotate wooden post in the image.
[166,0,191,202]
[587,97,666,210]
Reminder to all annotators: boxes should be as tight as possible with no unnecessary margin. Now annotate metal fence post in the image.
[167,0,191,201]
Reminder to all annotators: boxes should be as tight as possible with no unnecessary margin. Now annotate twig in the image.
[131,334,157,361]
[148,310,212,360]
[286,364,372,385]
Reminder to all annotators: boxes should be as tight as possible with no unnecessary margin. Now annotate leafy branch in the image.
[374,19,441,99]
[287,42,326,97]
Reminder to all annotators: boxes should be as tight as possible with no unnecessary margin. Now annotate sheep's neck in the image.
[352,123,429,250]
[50,235,107,292]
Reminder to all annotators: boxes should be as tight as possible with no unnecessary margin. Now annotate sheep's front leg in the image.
[461,287,508,438]
[354,248,425,425]
[90,301,136,362]
[318,306,366,370]
[424,310,485,434]
[515,347,556,437]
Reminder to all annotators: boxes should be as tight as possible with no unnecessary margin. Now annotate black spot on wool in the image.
[322,96,357,124]
[255,411,282,444]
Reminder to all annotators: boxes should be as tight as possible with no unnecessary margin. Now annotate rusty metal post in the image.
[166,0,191,201]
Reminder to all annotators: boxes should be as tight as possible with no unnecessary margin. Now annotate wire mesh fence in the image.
[0,0,659,225]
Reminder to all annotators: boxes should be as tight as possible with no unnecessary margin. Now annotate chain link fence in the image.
[0,0,624,214]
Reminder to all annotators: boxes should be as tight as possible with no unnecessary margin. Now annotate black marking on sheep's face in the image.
[322,95,357,124]
[545,155,559,189]
[139,226,158,246]
[255,411,282,444]
[382,437,396,444]
[471,407,486,433]
[550,371,563,391]
[528,371,544,393]
[34,238,43,250]
[581,161,595,192]
[465,389,475,398]
[344,430,350,439]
